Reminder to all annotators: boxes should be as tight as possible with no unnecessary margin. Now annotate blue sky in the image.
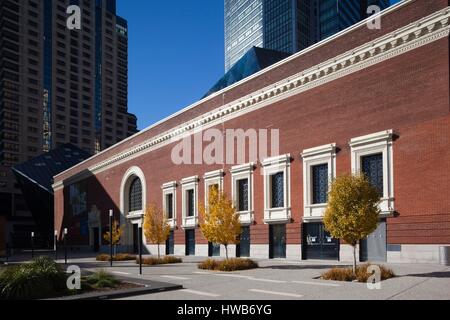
[118,0,400,130]
[117,0,224,130]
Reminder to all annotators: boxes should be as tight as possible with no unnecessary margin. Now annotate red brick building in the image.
[54,0,450,263]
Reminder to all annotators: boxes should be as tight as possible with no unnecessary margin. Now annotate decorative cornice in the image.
[161,181,177,190]
[180,176,199,185]
[301,144,337,159]
[262,154,292,167]
[230,162,256,174]
[203,169,225,180]
[55,7,450,187]
[349,130,394,148]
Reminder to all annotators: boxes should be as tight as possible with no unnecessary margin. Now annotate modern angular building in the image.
[225,0,391,71]
[54,0,450,263]
[0,0,137,247]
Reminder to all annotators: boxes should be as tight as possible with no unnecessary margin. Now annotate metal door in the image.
[270,224,286,259]
[132,224,139,254]
[166,231,174,255]
[303,223,339,260]
[360,221,387,262]
[208,242,221,257]
[185,230,195,256]
[237,226,250,258]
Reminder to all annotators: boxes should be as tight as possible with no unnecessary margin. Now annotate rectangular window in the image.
[312,164,329,204]
[166,194,173,219]
[362,153,384,196]
[238,179,249,212]
[271,172,284,208]
[187,190,194,217]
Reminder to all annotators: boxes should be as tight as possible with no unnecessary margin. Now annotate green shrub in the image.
[322,264,396,282]
[137,256,183,266]
[96,253,136,262]
[0,256,67,300]
[198,258,258,272]
[84,270,119,289]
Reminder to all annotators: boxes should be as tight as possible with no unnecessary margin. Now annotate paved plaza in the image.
[34,254,450,300]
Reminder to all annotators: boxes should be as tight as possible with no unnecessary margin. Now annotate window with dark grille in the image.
[129,178,142,212]
[312,164,329,204]
[271,172,284,208]
[166,193,173,219]
[187,189,194,217]
[238,179,249,212]
[362,153,384,197]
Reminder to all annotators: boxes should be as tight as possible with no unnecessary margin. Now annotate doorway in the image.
[185,230,195,256]
[166,230,174,255]
[269,224,286,259]
[303,223,339,260]
[237,226,250,258]
[132,224,139,254]
[360,220,387,262]
[208,242,221,257]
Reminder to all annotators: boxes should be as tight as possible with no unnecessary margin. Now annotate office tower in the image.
[0,0,137,245]
[224,0,264,72]
[315,0,390,41]
[224,0,391,71]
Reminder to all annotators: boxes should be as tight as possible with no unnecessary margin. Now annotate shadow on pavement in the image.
[260,264,351,270]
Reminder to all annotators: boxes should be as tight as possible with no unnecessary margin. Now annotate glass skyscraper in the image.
[224,0,391,72]
[315,0,390,41]
[225,0,264,72]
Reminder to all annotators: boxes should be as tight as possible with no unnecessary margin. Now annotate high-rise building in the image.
[224,0,264,72]
[314,0,390,41]
[0,0,138,246]
[224,0,391,71]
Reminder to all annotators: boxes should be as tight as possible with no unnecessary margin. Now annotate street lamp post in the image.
[31,232,35,259]
[109,210,113,267]
[54,230,58,261]
[64,228,68,265]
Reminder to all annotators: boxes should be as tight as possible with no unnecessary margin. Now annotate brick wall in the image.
[53,0,449,183]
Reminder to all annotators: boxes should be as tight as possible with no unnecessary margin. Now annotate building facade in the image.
[225,0,390,71]
[55,0,450,263]
[0,0,138,247]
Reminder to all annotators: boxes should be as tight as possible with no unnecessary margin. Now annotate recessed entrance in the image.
[269,224,286,259]
[166,230,174,255]
[132,224,139,254]
[303,223,339,260]
[237,226,250,258]
[185,229,195,256]
[360,220,387,262]
[208,242,220,257]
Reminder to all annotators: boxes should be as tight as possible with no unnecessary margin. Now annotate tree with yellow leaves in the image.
[324,174,380,274]
[103,220,124,256]
[143,203,171,259]
[200,187,241,260]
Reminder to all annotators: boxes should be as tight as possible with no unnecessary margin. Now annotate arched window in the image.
[129,177,142,213]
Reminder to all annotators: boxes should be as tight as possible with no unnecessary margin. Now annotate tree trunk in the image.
[352,244,357,275]
[225,245,229,260]
[158,244,160,259]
